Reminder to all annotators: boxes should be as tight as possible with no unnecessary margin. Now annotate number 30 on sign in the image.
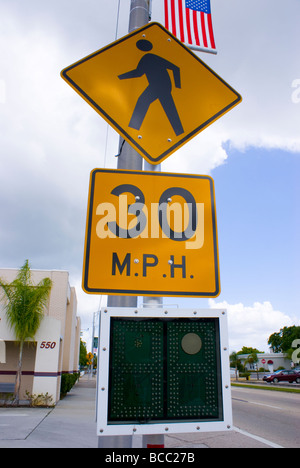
[82,169,220,298]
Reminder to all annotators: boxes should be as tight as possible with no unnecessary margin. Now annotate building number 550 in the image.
[40,341,57,349]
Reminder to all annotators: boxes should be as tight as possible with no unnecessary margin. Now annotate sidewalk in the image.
[0,374,98,448]
[0,375,274,448]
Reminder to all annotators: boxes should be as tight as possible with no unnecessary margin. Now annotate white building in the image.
[0,269,80,404]
[238,352,291,373]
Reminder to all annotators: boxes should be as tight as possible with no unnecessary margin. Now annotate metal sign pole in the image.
[98,0,150,449]
[142,160,165,448]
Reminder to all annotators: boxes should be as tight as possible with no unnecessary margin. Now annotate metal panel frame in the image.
[97,307,232,436]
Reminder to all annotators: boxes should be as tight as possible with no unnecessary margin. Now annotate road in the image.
[0,378,298,448]
[232,386,300,448]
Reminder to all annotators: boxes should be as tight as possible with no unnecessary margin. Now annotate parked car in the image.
[263,370,300,384]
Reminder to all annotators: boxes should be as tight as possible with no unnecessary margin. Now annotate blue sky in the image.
[213,146,300,314]
[174,146,300,350]
[0,0,299,352]
[210,146,300,351]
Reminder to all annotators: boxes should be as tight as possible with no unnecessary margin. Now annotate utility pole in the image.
[106,0,150,306]
[142,160,165,448]
[98,0,151,449]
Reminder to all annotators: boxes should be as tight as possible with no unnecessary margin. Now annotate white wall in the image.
[32,316,62,402]
[0,340,6,364]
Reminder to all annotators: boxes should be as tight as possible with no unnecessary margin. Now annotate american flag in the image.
[164,0,217,54]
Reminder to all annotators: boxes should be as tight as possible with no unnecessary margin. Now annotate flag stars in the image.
[186,0,211,14]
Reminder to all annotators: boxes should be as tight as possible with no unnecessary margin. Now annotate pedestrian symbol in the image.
[118,39,184,137]
[61,23,241,165]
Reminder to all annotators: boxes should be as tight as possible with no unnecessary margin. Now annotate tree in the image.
[268,326,300,353]
[0,260,52,405]
[244,352,259,380]
[79,339,88,368]
[230,352,242,381]
[237,346,263,355]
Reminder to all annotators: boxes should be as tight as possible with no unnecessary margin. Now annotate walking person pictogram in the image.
[118,40,184,136]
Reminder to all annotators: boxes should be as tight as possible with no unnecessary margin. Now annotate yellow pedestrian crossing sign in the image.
[61,22,241,165]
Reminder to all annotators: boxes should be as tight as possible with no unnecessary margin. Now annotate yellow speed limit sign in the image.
[82,169,220,297]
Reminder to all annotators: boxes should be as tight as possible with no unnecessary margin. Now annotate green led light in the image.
[108,318,222,424]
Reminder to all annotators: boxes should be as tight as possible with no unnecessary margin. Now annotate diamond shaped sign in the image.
[61,23,241,165]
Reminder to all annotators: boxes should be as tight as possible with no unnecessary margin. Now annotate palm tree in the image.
[244,352,259,380]
[0,260,52,405]
[230,352,241,381]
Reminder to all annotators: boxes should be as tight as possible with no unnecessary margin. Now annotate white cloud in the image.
[152,0,300,176]
[0,6,109,272]
[163,126,230,175]
[71,275,107,351]
[72,276,106,318]
[208,298,299,353]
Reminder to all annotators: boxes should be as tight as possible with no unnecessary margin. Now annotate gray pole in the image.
[142,161,165,449]
[107,0,150,307]
[98,0,150,449]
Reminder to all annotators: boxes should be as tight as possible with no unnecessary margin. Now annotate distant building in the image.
[0,269,80,404]
[238,352,291,373]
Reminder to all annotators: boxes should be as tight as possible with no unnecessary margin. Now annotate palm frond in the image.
[0,260,52,341]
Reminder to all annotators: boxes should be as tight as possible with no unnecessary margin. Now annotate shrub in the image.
[240,372,251,380]
[25,391,54,407]
[60,372,80,396]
